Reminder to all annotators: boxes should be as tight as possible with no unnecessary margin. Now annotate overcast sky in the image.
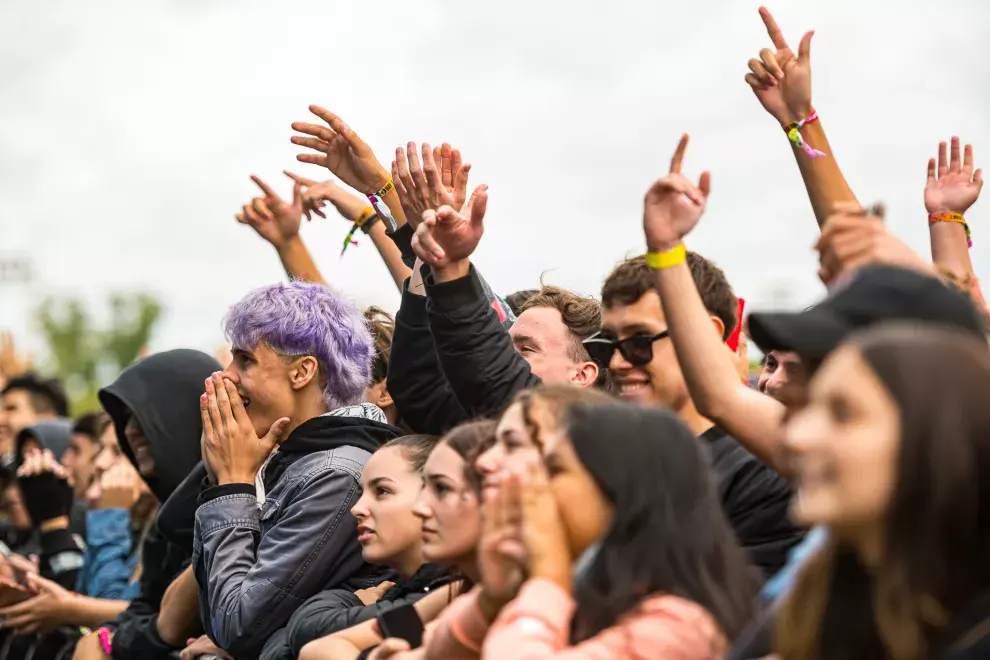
[1,0,988,364]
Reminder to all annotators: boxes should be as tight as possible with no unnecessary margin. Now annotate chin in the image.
[790,491,835,527]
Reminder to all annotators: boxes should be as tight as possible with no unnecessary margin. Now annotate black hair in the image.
[73,411,110,440]
[564,402,760,642]
[2,373,69,418]
[379,434,440,473]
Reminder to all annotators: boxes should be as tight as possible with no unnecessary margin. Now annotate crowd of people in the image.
[0,7,988,659]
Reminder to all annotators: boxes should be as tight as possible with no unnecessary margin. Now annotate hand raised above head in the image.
[410,184,489,274]
[235,176,304,249]
[642,134,711,253]
[291,106,389,195]
[744,7,814,125]
[925,137,983,216]
[393,142,471,229]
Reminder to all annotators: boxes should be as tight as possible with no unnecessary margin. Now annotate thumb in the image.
[697,171,712,200]
[265,418,291,447]
[467,184,489,227]
[798,30,814,64]
[292,182,303,209]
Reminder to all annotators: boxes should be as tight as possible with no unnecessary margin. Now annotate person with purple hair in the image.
[170,281,403,659]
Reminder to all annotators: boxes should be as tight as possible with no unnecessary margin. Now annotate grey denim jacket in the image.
[192,412,402,658]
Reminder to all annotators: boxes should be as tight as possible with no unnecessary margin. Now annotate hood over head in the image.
[16,419,73,467]
[99,349,220,503]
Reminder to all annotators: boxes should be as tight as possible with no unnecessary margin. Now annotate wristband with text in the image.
[929,212,973,248]
[367,179,398,232]
[645,244,687,270]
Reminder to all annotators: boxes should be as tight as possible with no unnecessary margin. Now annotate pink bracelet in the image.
[97,627,114,655]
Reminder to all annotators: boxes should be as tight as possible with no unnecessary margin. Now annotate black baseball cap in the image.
[748,266,987,358]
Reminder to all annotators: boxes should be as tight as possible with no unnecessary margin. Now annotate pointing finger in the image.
[250,176,279,201]
[759,6,789,50]
[669,134,689,174]
[284,171,317,187]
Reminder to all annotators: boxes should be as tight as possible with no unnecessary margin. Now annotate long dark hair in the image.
[777,323,990,659]
[564,402,760,642]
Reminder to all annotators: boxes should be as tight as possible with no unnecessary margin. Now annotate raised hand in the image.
[282,171,330,221]
[291,106,389,195]
[642,134,711,252]
[515,457,571,591]
[393,143,471,229]
[925,137,984,215]
[745,7,814,125]
[236,176,304,250]
[200,373,289,486]
[411,184,489,271]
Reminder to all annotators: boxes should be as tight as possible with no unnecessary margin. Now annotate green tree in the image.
[36,293,163,414]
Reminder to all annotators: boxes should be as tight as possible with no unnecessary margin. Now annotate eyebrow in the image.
[511,334,541,348]
[367,476,395,488]
[232,347,253,359]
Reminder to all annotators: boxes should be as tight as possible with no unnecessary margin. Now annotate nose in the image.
[608,347,632,373]
[765,368,788,396]
[222,365,240,385]
[350,493,370,520]
[475,445,503,476]
[783,405,825,454]
[411,496,432,521]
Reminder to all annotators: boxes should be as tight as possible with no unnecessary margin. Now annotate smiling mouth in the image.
[616,382,649,396]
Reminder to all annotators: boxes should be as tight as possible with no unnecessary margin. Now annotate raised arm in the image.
[285,171,411,290]
[924,137,985,307]
[642,135,788,474]
[236,175,325,284]
[746,7,857,228]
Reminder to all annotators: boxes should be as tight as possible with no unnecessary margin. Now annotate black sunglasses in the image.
[582,330,670,367]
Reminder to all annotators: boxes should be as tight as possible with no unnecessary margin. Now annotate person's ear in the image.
[571,361,600,389]
[710,315,726,341]
[289,356,320,391]
[375,380,394,410]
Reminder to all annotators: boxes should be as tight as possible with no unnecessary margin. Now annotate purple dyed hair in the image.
[223,281,373,410]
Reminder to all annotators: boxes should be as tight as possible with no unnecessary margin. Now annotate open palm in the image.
[925,137,983,214]
[411,185,489,269]
[291,106,389,195]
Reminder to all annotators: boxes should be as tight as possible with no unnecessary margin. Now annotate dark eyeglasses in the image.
[582,330,670,367]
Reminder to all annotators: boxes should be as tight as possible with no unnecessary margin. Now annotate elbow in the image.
[156,615,190,648]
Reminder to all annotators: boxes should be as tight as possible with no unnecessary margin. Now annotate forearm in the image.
[930,221,975,277]
[367,222,412,291]
[655,257,788,473]
[64,596,130,628]
[157,567,201,646]
[299,636,365,660]
[788,121,858,229]
[276,236,326,285]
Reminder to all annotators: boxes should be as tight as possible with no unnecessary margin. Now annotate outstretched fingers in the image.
[759,6,789,50]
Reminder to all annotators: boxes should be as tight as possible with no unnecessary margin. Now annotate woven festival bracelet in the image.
[645,244,687,270]
[783,109,826,159]
[929,211,973,248]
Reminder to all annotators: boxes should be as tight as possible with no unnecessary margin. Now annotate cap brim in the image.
[748,307,852,358]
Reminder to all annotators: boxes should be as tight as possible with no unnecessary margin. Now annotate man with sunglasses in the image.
[595,251,802,578]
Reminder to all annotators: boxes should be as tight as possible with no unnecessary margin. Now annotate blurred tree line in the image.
[37,293,163,414]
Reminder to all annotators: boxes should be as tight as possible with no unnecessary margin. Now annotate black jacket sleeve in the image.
[425,264,540,418]
[110,523,191,660]
[286,589,429,656]
[387,224,417,269]
[388,278,469,434]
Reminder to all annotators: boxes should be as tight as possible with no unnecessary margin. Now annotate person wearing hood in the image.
[172,281,402,660]
[70,349,220,660]
[13,420,88,589]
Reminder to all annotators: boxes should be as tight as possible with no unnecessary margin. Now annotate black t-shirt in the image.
[701,425,805,578]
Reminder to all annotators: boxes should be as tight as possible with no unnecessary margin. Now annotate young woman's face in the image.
[783,345,900,531]
[350,447,424,570]
[490,398,612,560]
[413,443,481,565]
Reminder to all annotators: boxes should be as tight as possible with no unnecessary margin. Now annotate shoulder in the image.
[282,445,374,485]
[621,594,727,657]
[705,427,791,499]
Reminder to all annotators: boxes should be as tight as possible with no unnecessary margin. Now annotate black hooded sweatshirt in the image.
[97,349,220,660]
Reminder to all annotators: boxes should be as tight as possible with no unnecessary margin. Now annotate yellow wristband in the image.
[645,244,687,270]
[373,178,395,198]
[355,206,375,227]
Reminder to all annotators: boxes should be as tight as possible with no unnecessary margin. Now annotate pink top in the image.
[482,579,726,660]
[421,587,490,660]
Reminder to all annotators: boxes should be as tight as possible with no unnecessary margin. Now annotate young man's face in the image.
[601,291,690,410]
[223,342,304,437]
[63,432,101,499]
[0,390,41,449]
[509,307,596,387]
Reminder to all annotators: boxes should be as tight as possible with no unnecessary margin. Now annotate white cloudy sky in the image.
[1,0,988,363]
